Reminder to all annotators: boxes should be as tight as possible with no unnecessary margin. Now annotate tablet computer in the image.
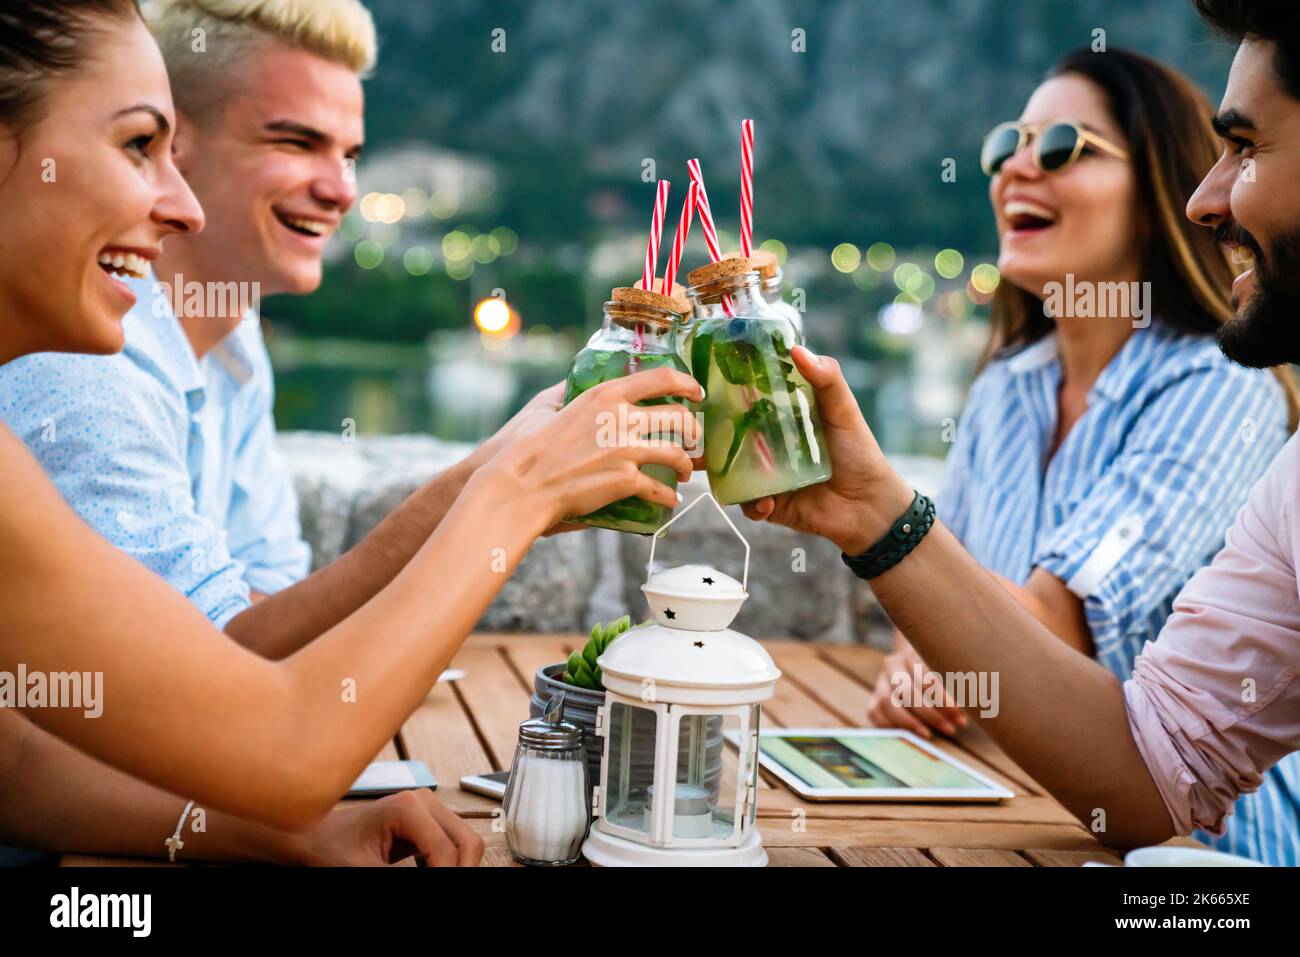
[732,728,1014,802]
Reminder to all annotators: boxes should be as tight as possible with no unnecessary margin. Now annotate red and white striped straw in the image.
[660,181,697,295]
[641,179,670,292]
[686,159,723,263]
[740,119,754,257]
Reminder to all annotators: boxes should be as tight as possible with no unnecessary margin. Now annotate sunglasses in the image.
[980,121,1129,176]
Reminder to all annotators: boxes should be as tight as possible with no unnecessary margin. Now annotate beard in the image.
[1217,223,1300,369]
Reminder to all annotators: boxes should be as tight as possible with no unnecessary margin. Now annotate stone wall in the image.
[278,431,945,646]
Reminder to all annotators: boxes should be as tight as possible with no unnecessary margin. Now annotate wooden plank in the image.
[1023,848,1124,868]
[374,739,401,762]
[497,636,577,693]
[481,846,523,868]
[829,846,935,867]
[770,651,876,727]
[397,678,498,817]
[449,645,533,770]
[759,818,1102,852]
[950,723,1044,797]
[818,645,886,689]
[930,847,1031,867]
[766,846,836,867]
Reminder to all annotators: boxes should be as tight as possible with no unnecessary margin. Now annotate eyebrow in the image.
[113,105,170,135]
[264,119,364,159]
[1212,108,1257,143]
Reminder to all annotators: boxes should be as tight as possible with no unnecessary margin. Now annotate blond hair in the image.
[143,0,377,124]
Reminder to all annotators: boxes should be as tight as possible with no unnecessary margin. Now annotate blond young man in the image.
[0,0,555,866]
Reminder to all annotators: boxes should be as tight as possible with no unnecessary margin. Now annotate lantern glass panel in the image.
[747,704,761,828]
[605,701,658,836]
[670,712,741,841]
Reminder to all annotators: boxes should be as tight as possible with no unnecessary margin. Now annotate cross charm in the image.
[164,835,184,856]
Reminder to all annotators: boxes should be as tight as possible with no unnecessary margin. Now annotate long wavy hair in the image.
[981,47,1300,425]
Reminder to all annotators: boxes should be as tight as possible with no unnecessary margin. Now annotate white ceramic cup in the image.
[1124,846,1264,867]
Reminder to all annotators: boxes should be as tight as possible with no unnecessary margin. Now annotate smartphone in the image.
[459,770,510,800]
[345,759,437,798]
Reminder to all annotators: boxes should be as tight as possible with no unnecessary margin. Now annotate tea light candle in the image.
[645,783,714,839]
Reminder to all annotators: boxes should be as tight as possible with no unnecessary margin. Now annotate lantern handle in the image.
[647,491,750,591]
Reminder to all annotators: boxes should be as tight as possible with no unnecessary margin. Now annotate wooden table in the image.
[61,633,1199,868]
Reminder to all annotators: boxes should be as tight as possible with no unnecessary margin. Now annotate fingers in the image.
[420,792,485,867]
[629,441,695,484]
[388,792,457,867]
[740,497,776,521]
[628,469,681,509]
[618,365,705,405]
[789,346,864,429]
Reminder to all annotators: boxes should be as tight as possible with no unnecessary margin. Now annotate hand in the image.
[290,791,485,867]
[739,347,913,554]
[485,366,704,531]
[466,382,566,472]
[866,633,967,740]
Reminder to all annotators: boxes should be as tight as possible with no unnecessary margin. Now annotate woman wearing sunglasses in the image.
[861,48,1300,864]
[0,0,700,865]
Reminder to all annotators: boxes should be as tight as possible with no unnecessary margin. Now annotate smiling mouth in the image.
[97,250,148,280]
[1224,243,1256,271]
[1004,200,1058,233]
[274,210,332,238]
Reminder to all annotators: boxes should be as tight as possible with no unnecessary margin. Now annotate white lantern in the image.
[582,494,781,867]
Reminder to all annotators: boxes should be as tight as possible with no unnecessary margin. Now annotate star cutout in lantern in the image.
[665,608,676,620]
[693,641,705,649]
[702,577,715,585]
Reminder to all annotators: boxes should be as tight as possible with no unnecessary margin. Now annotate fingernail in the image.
[676,491,683,503]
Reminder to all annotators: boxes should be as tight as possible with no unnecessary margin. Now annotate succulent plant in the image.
[562,615,632,690]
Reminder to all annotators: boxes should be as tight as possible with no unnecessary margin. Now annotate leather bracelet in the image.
[840,490,935,580]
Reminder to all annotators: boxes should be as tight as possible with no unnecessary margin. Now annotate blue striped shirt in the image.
[938,319,1299,865]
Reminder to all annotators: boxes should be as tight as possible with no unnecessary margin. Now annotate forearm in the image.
[226,457,476,659]
[0,711,300,863]
[989,571,1094,656]
[845,479,1175,847]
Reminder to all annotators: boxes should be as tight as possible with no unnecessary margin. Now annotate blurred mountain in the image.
[357,0,1233,250]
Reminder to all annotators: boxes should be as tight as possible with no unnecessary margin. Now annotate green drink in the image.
[686,259,830,506]
[563,287,693,535]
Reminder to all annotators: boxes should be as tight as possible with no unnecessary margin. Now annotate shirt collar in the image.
[205,310,259,387]
[123,270,206,401]
[1003,319,1170,403]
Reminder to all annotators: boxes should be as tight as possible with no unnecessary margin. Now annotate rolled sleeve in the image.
[1035,364,1286,680]
[1123,433,1300,836]
[0,352,251,626]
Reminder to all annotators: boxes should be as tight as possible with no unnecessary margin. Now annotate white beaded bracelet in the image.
[165,800,195,863]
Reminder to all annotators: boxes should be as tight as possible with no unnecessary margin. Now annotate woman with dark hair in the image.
[860,48,1300,864]
[0,0,701,863]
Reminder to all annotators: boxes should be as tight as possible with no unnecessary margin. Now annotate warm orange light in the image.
[474,297,511,334]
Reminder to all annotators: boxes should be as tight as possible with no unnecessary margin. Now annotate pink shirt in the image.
[1125,431,1300,835]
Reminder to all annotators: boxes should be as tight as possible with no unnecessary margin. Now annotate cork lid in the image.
[723,249,779,279]
[686,258,755,289]
[611,285,687,317]
[630,279,690,314]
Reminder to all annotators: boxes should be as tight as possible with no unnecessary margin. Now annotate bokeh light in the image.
[831,242,862,273]
[971,263,1001,294]
[354,240,384,270]
[866,242,896,272]
[442,231,471,261]
[403,246,434,276]
[446,257,474,280]
[401,187,429,219]
[471,234,496,264]
[880,300,924,335]
[490,226,519,256]
[935,249,965,279]
[475,297,512,335]
[759,238,788,265]
[430,190,459,219]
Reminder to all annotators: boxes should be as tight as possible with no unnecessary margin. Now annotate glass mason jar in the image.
[503,701,591,867]
[762,268,805,345]
[563,288,693,535]
[686,259,831,506]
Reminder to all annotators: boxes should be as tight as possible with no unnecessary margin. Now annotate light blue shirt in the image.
[938,318,1299,865]
[0,273,310,628]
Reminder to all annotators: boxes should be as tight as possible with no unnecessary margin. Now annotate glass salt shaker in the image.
[503,692,591,866]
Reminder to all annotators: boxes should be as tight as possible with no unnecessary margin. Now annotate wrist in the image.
[831,472,916,556]
[461,461,555,540]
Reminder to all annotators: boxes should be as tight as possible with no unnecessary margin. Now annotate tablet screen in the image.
[758,733,987,791]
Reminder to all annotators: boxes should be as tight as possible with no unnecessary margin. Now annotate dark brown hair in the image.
[0,0,144,133]
[1196,1,1300,100]
[982,47,1300,422]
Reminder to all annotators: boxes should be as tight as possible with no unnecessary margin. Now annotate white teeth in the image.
[1004,199,1058,223]
[97,251,147,280]
[1227,245,1254,267]
[281,215,329,236]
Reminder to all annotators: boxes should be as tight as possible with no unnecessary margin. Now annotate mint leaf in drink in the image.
[721,398,777,475]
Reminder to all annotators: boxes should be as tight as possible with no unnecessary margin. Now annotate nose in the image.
[311,154,358,214]
[996,138,1043,182]
[154,154,205,236]
[1187,151,1235,228]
